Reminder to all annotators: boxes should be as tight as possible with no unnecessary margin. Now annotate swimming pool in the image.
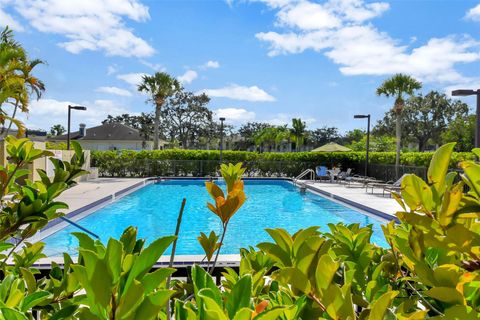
[42,179,389,256]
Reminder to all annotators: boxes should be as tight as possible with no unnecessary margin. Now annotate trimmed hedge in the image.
[91,149,475,177]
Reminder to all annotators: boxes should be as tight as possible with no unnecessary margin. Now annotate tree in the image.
[138,72,180,149]
[161,90,211,148]
[376,73,421,176]
[342,128,365,145]
[290,118,307,151]
[49,124,66,136]
[309,126,340,146]
[374,91,469,151]
[4,58,45,136]
[346,135,396,152]
[237,122,272,150]
[254,125,290,152]
[0,27,44,136]
[442,114,475,151]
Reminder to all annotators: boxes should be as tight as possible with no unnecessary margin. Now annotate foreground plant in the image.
[3,133,480,319]
[202,163,246,272]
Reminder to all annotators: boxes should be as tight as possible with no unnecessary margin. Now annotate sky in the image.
[1,0,480,134]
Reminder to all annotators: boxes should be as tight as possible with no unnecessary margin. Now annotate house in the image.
[48,123,166,151]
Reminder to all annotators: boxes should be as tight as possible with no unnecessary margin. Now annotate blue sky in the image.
[2,0,480,133]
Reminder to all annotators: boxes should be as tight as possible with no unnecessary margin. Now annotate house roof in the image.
[50,123,145,141]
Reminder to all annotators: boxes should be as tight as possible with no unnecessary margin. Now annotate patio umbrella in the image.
[311,142,352,152]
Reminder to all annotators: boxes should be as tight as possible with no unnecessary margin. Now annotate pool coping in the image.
[28,176,394,268]
[30,179,153,244]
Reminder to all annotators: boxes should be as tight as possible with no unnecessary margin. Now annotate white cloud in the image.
[466,4,480,21]
[96,86,132,97]
[107,65,118,75]
[276,1,341,30]
[255,0,480,84]
[214,108,256,122]
[18,98,133,130]
[200,84,275,102]
[117,72,146,87]
[202,60,220,69]
[4,0,154,57]
[0,3,24,31]
[140,60,165,71]
[266,113,316,126]
[178,70,198,84]
[444,79,480,98]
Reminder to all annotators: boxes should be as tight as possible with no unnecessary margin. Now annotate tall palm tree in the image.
[0,26,43,137]
[376,73,422,177]
[4,58,45,136]
[290,118,307,151]
[138,72,180,149]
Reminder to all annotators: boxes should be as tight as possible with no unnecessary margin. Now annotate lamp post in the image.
[219,117,225,164]
[354,114,371,177]
[452,89,480,148]
[67,105,87,150]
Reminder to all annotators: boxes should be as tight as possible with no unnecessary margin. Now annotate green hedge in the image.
[91,149,475,177]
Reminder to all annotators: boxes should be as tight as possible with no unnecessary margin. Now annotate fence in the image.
[359,163,428,182]
[93,158,429,181]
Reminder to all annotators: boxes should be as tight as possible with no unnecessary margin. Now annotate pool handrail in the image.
[59,216,100,239]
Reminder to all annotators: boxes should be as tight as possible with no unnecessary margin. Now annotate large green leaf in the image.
[134,290,174,319]
[226,275,252,319]
[199,292,228,320]
[0,308,28,320]
[191,265,222,307]
[427,287,464,305]
[427,143,455,195]
[20,291,51,312]
[368,291,398,320]
[141,267,176,293]
[315,254,339,294]
[401,174,434,213]
[124,235,175,292]
[274,267,311,294]
[116,279,146,319]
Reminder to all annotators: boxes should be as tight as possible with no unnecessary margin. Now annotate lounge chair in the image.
[344,174,379,187]
[365,174,406,196]
[337,168,353,183]
[315,166,331,182]
[327,168,341,182]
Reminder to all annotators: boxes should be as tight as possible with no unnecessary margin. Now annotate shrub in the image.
[91,149,476,177]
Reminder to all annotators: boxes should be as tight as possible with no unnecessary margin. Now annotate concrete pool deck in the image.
[303,181,403,219]
[56,177,148,214]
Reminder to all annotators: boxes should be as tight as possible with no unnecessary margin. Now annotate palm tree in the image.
[376,73,422,177]
[138,72,180,149]
[0,26,43,137]
[4,58,45,136]
[290,118,307,151]
[275,125,291,152]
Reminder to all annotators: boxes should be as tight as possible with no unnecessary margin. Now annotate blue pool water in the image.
[42,180,388,256]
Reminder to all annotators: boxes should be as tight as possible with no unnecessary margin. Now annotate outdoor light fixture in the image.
[67,105,87,150]
[354,114,371,177]
[452,89,480,148]
[219,117,226,164]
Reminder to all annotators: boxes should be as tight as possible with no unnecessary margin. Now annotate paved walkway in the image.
[57,177,147,214]
[304,181,403,218]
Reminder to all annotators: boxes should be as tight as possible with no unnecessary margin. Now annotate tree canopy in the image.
[374,91,470,151]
